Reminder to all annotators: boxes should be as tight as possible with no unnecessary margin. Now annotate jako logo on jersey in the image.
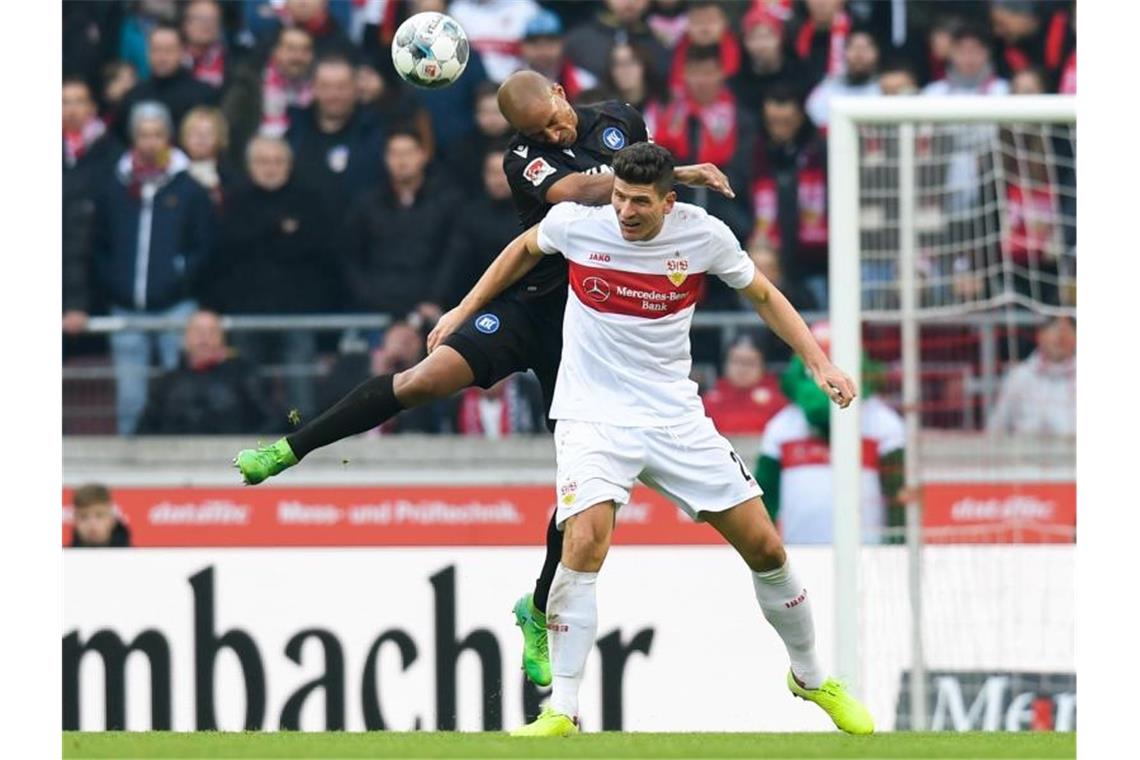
[523,157,556,187]
[512,145,528,158]
[589,253,611,262]
[581,276,611,302]
[474,313,500,334]
[602,127,626,150]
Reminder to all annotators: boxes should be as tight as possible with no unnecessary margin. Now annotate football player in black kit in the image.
[234,71,736,687]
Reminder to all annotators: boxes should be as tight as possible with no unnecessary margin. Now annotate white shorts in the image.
[553,416,764,527]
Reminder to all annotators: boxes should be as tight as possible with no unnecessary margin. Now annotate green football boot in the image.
[513,593,552,687]
[510,705,579,737]
[233,438,299,485]
[787,670,875,735]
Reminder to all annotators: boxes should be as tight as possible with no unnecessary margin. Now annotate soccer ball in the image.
[391,12,470,89]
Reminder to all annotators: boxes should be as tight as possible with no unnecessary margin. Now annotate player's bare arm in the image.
[546,163,735,207]
[427,225,544,353]
[739,271,857,408]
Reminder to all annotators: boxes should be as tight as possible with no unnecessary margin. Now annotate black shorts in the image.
[443,291,566,426]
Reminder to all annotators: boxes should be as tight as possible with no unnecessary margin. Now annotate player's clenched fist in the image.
[426,308,469,353]
[811,362,857,409]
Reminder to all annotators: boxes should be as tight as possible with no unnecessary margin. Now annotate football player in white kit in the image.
[428,142,873,737]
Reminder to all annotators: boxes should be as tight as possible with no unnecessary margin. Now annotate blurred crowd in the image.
[61,0,1077,437]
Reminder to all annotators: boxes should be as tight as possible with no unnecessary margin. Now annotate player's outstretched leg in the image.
[233,346,475,484]
[512,512,562,686]
[511,500,615,737]
[703,497,874,735]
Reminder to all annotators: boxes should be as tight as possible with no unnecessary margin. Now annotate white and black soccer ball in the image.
[391,11,470,89]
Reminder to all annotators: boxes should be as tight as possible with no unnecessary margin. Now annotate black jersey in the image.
[502,101,649,299]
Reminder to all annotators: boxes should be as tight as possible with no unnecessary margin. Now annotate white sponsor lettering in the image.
[277,501,342,524]
[148,500,251,525]
[950,496,1055,522]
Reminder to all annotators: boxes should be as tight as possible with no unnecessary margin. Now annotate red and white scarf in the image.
[651,89,739,168]
[186,42,226,88]
[63,117,106,168]
[457,381,531,437]
[261,60,314,137]
[795,11,850,76]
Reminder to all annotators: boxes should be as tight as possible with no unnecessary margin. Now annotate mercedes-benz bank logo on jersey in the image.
[602,127,626,150]
[474,313,500,333]
[582,276,611,302]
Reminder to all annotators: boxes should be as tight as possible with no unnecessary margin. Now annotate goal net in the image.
[827,96,1076,731]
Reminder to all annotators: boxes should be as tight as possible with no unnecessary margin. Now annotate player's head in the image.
[72,483,117,547]
[611,143,677,241]
[497,70,578,147]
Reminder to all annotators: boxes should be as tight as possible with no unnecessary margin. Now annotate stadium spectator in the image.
[604,42,668,116]
[749,237,819,312]
[650,43,754,241]
[137,310,281,435]
[564,0,670,83]
[988,316,1076,437]
[786,0,853,90]
[222,26,315,168]
[520,9,598,103]
[179,106,233,207]
[206,135,337,418]
[316,321,446,434]
[922,22,1009,96]
[666,1,741,98]
[114,23,219,144]
[1010,65,1046,95]
[274,0,356,60]
[756,323,906,544]
[355,57,433,155]
[63,2,122,90]
[924,15,957,85]
[443,82,511,193]
[805,28,881,131]
[989,0,1075,92]
[70,484,131,548]
[342,129,461,323]
[91,101,215,435]
[447,374,547,437]
[286,54,384,216]
[181,0,230,90]
[449,0,541,83]
[118,0,179,82]
[878,58,919,96]
[701,338,787,435]
[731,6,808,111]
[751,84,830,309]
[63,78,122,336]
[436,148,520,309]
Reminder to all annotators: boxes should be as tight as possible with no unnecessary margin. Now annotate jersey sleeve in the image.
[867,399,907,455]
[706,216,756,289]
[503,144,577,206]
[536,202,580,255]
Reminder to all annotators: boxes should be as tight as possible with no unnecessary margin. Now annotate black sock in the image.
[286,374,404,460]
[532,511,563,614]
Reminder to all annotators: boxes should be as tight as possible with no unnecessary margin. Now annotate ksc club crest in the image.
[666,252,689,286]
[602,127,626,150]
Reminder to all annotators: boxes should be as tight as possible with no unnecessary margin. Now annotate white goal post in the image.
[827,95,1077,728]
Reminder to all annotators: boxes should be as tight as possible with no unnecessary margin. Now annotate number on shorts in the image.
[729,451,754,483]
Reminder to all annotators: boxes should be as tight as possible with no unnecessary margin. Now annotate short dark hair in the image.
[613,143,675,197]
[73,483,112,510]
[762,81,804,109]
[474,80,499,103]
[684,43,722,67]
[953,21,992,47]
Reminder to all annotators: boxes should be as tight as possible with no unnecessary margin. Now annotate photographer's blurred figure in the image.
[70,484,131,548]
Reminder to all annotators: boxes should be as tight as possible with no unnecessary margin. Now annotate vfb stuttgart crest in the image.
[666,252,689,287]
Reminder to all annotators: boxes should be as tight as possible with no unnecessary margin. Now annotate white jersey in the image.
[760,396,905,544]
[449,0,540,83]
[537,201,756,427]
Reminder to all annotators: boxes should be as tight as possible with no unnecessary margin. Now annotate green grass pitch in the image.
[63,731,1075,759]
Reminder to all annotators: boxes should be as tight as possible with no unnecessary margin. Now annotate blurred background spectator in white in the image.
[988,316,1076,437]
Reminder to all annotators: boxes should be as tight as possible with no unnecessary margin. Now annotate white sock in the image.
[752,562,825,689]
[547,563,598,718]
